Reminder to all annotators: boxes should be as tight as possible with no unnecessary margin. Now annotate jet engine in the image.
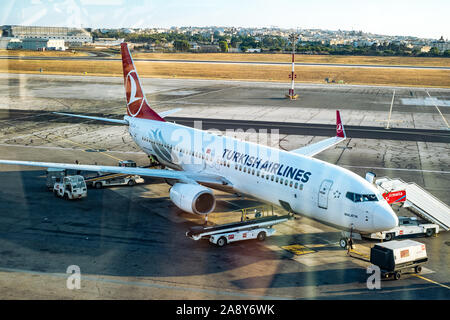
[169,183,216,215]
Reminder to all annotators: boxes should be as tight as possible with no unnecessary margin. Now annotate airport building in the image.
[89,37,124,47]
[1,37,65,51]
[1,25,92,47]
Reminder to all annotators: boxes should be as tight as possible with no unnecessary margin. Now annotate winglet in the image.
[336,110,346,138]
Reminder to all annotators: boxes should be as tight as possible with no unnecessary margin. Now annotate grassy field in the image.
[128,52,450,67]
[1,48,449,67]
[1,58,449,88]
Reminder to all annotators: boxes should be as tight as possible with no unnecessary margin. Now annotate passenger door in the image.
[318,179,333,209]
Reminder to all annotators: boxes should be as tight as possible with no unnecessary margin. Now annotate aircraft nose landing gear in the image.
[339,238,349,249]
[340,226,356,250]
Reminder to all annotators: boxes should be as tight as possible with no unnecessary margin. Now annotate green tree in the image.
[219,41,228,52]
[173,40,190,52]
[429,47,440,56]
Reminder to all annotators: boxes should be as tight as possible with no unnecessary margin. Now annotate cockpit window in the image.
[346,192,379,202]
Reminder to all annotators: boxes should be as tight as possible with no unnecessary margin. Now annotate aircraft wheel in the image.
[128,179,135,186]
[394,272,401,280]
[425,229,434,237]
[415,266,422,274]
[339,238,348,249]
[257,231,266,241]
[217,237,227,247]
[385,233,394,241]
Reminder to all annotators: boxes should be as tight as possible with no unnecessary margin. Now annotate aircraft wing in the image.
[0,160,230,186]
[290,110,346,157]
[53,112,129,124]
[53,108,182,124]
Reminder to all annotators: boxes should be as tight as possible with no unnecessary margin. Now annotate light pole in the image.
[286,33,299,100]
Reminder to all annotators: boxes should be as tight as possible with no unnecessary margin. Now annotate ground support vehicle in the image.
[85,173,144,189]
[209,227,276,246]
[364,216,439,241]
[186,214,289,247]
[370,240,428,280]
[53,175,87,200]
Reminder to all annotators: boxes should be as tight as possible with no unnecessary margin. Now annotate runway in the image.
[0,73,449,300]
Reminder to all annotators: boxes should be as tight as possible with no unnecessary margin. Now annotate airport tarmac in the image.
[0,73,449,299]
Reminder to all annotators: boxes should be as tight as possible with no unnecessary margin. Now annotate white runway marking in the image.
[426,91,450,129]
[386,90,395,129]
[401,97,450,107]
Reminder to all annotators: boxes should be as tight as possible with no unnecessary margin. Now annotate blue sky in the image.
[1,0,449,39]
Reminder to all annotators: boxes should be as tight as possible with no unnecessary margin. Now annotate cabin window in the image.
[271,175,274,181]
[252,169,255,175]
[239,165,242,171]
[299,184,303,190]
[276,177,279,183]
[261,173,265,178]
[294,182,298,189]
[256,171,260,177]
[289,181,293,187]
[243,167,247,173]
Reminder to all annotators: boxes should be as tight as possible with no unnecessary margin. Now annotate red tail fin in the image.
[336,110,346,138]
[121,43,165,121]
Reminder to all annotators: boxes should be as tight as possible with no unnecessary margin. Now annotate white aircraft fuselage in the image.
[128,116,398,233]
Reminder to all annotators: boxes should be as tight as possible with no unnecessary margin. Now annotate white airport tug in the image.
[364,216,439,241]
[53,175,87,200]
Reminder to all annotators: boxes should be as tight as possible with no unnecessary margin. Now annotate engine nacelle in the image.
[169,183,216,215]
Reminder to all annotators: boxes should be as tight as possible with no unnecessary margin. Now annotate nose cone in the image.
[375,203,398,231]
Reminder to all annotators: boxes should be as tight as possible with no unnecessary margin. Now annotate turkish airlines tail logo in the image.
[121,43,165,122]
[125,70,145,117]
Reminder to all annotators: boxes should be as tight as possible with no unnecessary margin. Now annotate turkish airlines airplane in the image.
[0,43,398,236]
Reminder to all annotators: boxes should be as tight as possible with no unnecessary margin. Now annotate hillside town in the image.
[1,25,449,56]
